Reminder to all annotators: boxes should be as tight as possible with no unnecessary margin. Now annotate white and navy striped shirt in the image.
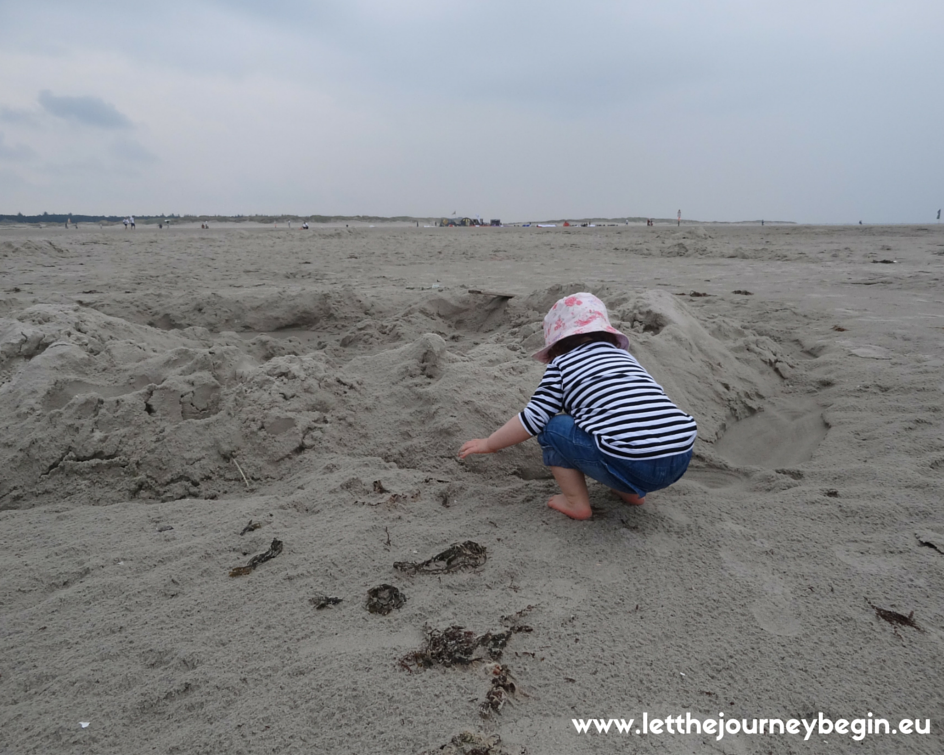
[518,342,697,460]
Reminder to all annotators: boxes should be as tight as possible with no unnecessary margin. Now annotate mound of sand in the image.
[0,286,790,508]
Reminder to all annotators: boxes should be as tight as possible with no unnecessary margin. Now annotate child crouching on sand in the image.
[459,293,697,519]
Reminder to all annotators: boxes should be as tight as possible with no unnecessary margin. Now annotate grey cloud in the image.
[38,91,133,129]
[0,169,29,193]
[0,106,41,127]
[0,133,38,162]
[109,137,158,164]
[0,3,839,115]
[0,2,347,83]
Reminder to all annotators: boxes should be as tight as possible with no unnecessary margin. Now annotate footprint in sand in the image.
[720,548,804,637]
[833,539,902,576]
[682,466,746,490]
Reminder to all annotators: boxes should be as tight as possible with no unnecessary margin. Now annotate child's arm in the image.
[458,415,532,459]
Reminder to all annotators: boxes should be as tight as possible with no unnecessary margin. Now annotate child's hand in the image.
[458,438,493,459]
[458,418,531,459]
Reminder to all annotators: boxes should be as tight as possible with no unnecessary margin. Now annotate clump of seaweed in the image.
[310,595,342,610]
[239,519,262,536]
[401,624,530,670]
[867,600,922,632]
[417,731,509,755]
[366,584,406,615]
[480,664,518,718]
[395,541,487,574]
[229,538,283,577]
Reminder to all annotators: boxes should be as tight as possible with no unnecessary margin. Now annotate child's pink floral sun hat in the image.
[531,292,630,363]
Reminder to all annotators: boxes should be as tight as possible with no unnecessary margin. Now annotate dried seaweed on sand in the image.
[401,624,530,670]
[394,541,487,574]
[867,600,922,631]
[366,584,406,615]
[310,595,342,609]
[480,664,519,718]
[229,538,283,577]
[417,731,510,755]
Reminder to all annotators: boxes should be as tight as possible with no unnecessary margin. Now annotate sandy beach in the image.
[2,221,943,754]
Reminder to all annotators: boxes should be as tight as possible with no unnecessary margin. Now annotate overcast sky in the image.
[0,1,941,223]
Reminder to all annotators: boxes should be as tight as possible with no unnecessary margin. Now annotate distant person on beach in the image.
[459,293,697,520]
[123,218,129,229]
[130,216,135,229]
[677,209,681,227]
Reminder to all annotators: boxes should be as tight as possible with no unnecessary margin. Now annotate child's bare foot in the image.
[613,489,646,505]
[547,493,593,520]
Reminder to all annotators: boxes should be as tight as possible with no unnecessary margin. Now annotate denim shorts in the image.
[536,414,693,498]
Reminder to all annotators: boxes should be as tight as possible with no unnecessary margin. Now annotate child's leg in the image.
[547,466,593,520]
[539,415,647,516]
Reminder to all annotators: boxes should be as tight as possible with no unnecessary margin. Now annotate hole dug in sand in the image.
[713,397,828,468]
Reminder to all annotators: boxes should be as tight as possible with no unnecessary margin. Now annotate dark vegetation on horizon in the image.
[0,212,435,225]
[1,213,130,224]
[1,212,796,225]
